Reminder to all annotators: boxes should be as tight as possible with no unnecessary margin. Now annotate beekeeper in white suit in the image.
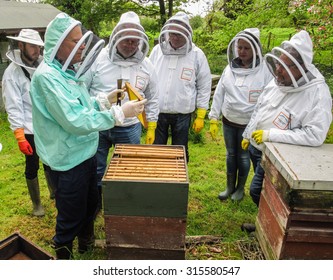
[242,30,332,209]
[149,11,212,163]
[2,29,55,217]
[85,11,159,213]
[208,28,272,202]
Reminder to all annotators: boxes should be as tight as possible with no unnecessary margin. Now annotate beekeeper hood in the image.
[108,11,149,67]
[6,29,44,71]
[44,12,105,78]
[159,11,193,56]
[264,30,322,90]
[227,28,263,75]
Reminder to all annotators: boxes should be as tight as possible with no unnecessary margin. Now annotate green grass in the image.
[0,113,258,259]
[0,112,332,260]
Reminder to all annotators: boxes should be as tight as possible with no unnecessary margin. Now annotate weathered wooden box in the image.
[0,233,54,260]
[256,143,333,260]
[102,144,189,259]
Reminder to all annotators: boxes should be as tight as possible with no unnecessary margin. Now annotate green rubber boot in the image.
[218,173,236,201]
[231,175,247,201]
[26,177,45,216]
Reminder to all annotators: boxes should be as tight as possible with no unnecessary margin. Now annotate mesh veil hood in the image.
[44,13,81,64]
[283,30,314,73]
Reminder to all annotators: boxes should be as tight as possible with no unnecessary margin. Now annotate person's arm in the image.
[142,60,159,123]
[195,50,211,111]
[2,71,34,155]
[192,50,212,133]
[208,74,226,139]
[208,72,226,121]
[2,74,25,132]
[142,60,159,144]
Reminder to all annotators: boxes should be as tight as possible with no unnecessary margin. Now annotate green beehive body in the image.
[102,144,189,260]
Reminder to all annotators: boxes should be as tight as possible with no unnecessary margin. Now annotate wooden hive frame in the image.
[104,144,188,182]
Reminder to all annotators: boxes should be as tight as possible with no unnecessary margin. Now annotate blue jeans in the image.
[223,123,250,178]
[47,156,98,246]
[154,113,191,162]
[248,144,265,206]
[96,123,142,187]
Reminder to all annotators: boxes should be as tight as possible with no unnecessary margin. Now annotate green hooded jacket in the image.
[30,13,117,171]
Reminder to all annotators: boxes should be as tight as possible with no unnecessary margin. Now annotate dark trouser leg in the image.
[25,134,44,216]
[50,157,98,257]
[154,113,171,145]
[95,130,112,217]
[249,145,265,207]
[171,113,191,163]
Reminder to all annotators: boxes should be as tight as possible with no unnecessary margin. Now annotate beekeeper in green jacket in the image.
[30,12,146,259]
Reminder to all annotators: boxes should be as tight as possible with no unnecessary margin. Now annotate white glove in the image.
[121,99,147,118]
[107,89,125,104]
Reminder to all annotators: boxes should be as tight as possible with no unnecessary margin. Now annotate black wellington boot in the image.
[55,243,73,260]
[218,173,236,201]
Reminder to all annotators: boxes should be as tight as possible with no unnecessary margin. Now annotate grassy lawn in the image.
[0,110,332,260]
[0,112,259,260]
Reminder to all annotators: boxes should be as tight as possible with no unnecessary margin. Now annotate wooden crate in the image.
[104,215,186,250]
[107,247,185,260]
[256,143,333,260]
[0,232,54,260]
[102,144,189,259]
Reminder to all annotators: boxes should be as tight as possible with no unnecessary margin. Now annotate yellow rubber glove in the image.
[241,138,250,150]
[192,108,206,133]
[146,121,157,144]
[209,119,219,140]
[251,130,270,144]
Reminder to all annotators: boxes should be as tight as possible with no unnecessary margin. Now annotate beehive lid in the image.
[263,142,333,191]
[104,144,188,183]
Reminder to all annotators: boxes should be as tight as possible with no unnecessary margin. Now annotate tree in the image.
[44,0,194,35]
[291,0,333,50]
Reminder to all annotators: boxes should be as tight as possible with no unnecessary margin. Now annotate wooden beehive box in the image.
[256,142,333,260]
[102,144,189,260]
[0,232,54,260]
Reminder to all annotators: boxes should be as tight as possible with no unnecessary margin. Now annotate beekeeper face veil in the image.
[45,13,105,79]
[108,11,149,66]
[6,29,44,71]
[159,11,193,56]
[227,28,263,75]
[264,30,314,88]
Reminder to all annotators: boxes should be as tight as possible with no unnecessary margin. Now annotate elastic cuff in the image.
[196,108,207,119]
[14,128,26,142]
[147,121,157,129]
[110,106,124,126]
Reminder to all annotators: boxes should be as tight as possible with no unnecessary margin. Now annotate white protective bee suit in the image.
[149,11,211,162]
[149,12,211,115]
[84,11,159,212]
[243,30,332,150]
[208,28,273,202]
[2,30,43,135]
[209,28,272,126]
[243,30,332,207]
[85,11,159,129]
[2,29,55,217]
